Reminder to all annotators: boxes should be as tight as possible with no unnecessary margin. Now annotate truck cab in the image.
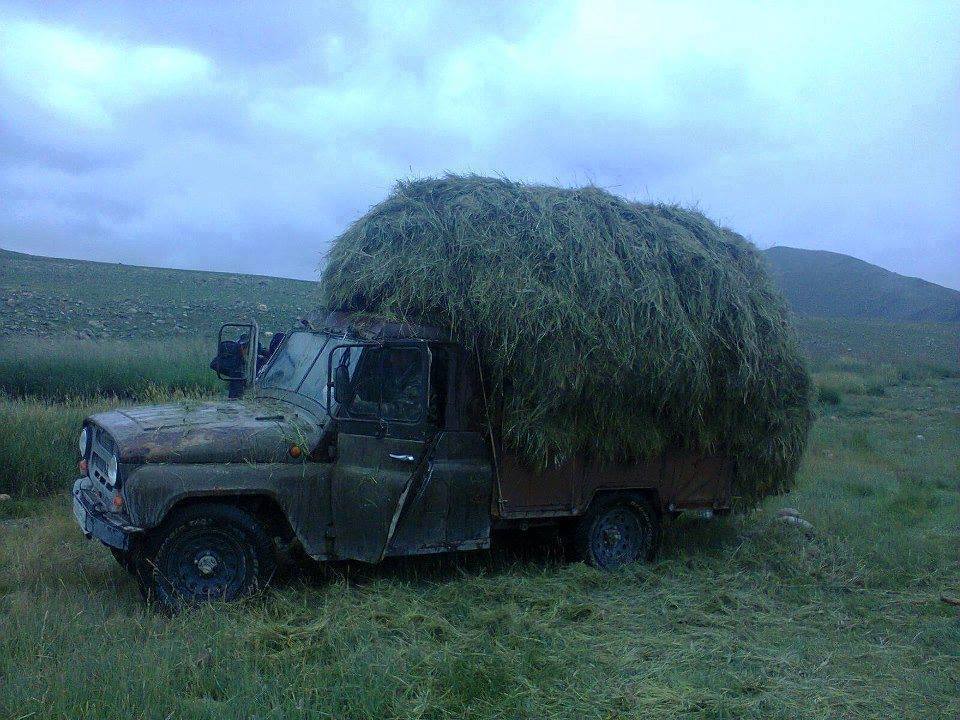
[72,311,733,610]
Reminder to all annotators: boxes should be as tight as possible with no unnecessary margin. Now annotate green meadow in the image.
[0,319,957,719]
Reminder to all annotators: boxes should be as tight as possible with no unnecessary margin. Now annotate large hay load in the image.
[320,175,811,505]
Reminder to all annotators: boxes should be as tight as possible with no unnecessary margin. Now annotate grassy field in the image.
[0,336,220,400]
[0,337,222,498]
[795,316,959,371]
[0,375,957,718]
[1,250,958,718]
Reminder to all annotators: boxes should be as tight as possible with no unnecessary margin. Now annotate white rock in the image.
[0,493,11,501]
[778,514,814,531]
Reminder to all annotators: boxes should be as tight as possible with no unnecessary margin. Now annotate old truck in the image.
[72,311,733,609]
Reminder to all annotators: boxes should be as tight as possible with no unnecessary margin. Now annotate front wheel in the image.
[110,546,136,574]
[572,494,660,569]
[142,503,276,612]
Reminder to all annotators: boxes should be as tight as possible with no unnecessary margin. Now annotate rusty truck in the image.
[72,311,733,610]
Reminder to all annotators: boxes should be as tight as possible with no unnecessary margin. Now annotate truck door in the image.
[385,345,492,556]
[329,342,437,562]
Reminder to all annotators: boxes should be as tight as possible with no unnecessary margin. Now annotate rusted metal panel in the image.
[88,400,322,465]
[660,454,734,510]
[122,461,334,559]
[330,433,428,562]
[497,453,582,517]
[317,310,450,343]
[386,431,492,555]
[577,458,663,512]
[495,451,733,517]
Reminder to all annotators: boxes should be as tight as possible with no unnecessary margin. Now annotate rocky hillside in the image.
[0,248,316,340]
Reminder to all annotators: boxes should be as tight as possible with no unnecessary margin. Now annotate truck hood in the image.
[87,399,324,464]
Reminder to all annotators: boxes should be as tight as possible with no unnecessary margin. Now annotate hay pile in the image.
[320,175,811,504]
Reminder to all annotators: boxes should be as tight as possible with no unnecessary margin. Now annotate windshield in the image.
[257,331,337,403]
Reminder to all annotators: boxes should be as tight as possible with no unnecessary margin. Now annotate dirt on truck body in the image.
[72,310,733,610]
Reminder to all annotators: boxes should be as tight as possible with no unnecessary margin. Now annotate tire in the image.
[572,493,660,569]
[141,503,277,612]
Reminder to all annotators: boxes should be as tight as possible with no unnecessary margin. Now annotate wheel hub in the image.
[590,506,647,569]
[603,527,622,546]
[195,552,220,576]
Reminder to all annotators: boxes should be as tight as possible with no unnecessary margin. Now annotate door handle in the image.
[388,453,416,463]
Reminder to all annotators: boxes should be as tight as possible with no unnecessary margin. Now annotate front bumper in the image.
[72,479,141,551]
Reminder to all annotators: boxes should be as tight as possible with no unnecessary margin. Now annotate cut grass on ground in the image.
[1,379,957,719]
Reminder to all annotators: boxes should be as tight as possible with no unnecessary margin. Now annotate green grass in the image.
[810,353,959,410]
[1,248,958,717]
[321,175,811,504]
[0,392,207,499]
[796,317,959,371]
[0,338,228,498]
[0,337,226,498]
[0,379,957,719]
[0,336,221,400]
[0,397,103,497]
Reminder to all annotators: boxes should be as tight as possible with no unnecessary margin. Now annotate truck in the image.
[72,311,733,610]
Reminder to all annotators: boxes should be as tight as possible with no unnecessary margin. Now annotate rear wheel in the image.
[142,503,276,612]
[572,494,660,569]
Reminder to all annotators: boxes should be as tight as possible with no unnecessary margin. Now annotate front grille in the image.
[96,427,115,455]
[92,453,107,475]
[88,425,117,488]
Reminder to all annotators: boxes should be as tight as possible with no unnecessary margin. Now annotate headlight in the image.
[79,427,89,457]
[107,454,118,484]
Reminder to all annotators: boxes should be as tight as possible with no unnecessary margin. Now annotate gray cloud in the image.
[0,0,957,288]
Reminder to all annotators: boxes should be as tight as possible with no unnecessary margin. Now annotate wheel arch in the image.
[579,486,662,518]
[154,492,296,546]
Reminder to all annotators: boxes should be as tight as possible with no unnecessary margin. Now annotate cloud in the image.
[0,0,957,287]
[0,20,212,128]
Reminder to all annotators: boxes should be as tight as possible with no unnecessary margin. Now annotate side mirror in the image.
[214,321,259,390]
[212,340,244,379]
[333,363,352,405]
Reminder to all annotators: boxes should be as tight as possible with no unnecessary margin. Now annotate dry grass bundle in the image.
[320,175,811,504]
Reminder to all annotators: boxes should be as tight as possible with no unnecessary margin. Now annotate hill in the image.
[2,246,957,371]
[0,247,316,340]
[763,246,960,322]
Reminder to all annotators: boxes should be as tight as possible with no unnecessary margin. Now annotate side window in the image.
[333,344,430,424]
[330,345,380,419]
[350,347,383,418]
[380,347,426,423]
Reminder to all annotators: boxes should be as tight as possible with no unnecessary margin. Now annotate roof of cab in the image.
[308,310,451,343]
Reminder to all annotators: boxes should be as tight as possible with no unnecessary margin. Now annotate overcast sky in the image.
[1,1,958,288]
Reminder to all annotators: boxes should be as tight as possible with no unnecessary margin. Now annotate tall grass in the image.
[812,357,960,408]
[0,391,214,499]
[0,337,222,498]
[0,336,220,400]
[0,398,105,497]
